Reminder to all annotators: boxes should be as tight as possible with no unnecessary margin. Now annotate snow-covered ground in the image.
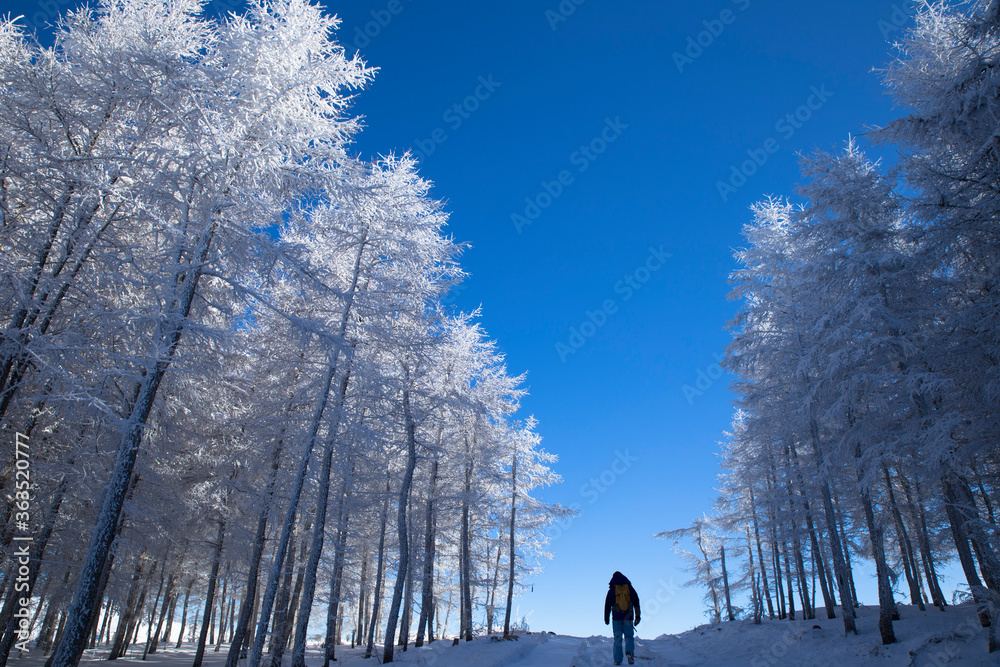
[11,604,996,666]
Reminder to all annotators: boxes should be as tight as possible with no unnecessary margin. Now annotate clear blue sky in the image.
[5,0,963,640]
[326,0,925,638]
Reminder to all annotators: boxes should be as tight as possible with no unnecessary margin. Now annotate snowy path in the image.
[9,605,997,667]
[514,635,585,666]
[568,634,704,667]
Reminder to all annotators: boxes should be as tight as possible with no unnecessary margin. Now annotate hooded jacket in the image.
[604,571,640,624]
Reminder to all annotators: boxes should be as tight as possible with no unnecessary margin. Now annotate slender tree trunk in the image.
[788,443,835,618]
[781,535,795,621]
[213,564,229,652]
[355,551,368,649]
[883,467,925,610]
[37,604,61,654]
[770,514,785,620]
[835,501,859,611]
[383,379,420,664]
[142,560,168,659]
[123,579,150,657]
[224,428,286,667]
[0,450,75,663]
[249,228,366,667]
[971,459,997,526]
[176,578,194,648]
[109,552,147,660]
[291,368,353,667]
[807,417,857,634]
[97,598,113,648]
[746,527,762,624]
[283,551,306,653]
[720,545,735,622]
[193,518,226,667]
[903,475,946,609]
[365,480,391,659]
[460,434,474,642]
[268,524,300,665]
[503,454,517,638]
[324,475,354,667]
[749,487,775,619]
[859,474,897,643]
[415,456,439,647]
[941,468,995,627]
[51,220,219,667]
[398,523,415,650]
[790,524,812,620]
[159,593,178,648]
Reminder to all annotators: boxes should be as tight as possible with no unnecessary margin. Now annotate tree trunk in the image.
[460,434,474,642]
[882,467,925,610]
[291,366,353,667]
[51,220,219,667]
[248,226,366,667]
[769,516,785,619]
[902,475,947,609]
[941,468,996,627]
[193,518,226,667]
[324,475,354,667]
[383,379,419,664]
[398,524,415,650]
[267,523,300,666]
[213,564,229,652]
[415,456,439,647]
[109,552,147,660]
[365,480,390,659]
[503,454,517,638]
[787,443,835,618]
[858,474,897,644]
[142,560,168,659]
[0,449,75,663]
[355,551,368,650]
[781,535,795,621]
[176,578,194,648]
[284,550,307,653]
[720,545,735,622]
[224,427,287,667]
[158,592,178,649]
[807,416,857,634]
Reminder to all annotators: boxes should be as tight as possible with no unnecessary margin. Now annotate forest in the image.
[0,0,563,665]
[663,0,1000,656]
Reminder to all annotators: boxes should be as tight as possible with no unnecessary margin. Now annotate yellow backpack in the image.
[614,584,631,613]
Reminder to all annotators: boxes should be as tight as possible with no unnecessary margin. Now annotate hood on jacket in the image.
[609,571,630,587]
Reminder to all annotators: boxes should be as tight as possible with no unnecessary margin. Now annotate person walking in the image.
[604,570,640,665]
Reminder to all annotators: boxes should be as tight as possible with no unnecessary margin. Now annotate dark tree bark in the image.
[193,518,226,667]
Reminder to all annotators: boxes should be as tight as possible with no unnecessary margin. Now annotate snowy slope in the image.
[10,604,995,666]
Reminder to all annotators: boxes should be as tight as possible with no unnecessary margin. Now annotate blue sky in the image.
[326,0,925,637]
[4,0,964,641]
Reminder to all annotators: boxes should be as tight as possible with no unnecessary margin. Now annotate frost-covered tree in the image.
[0,0,562,663]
